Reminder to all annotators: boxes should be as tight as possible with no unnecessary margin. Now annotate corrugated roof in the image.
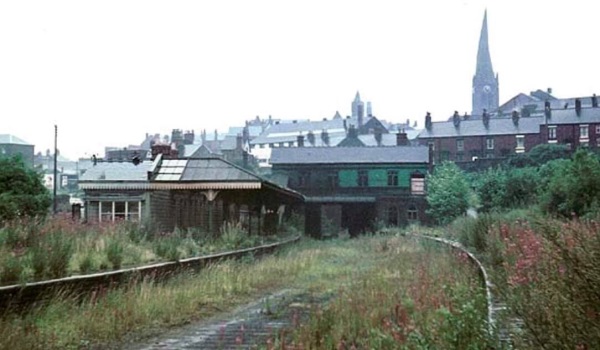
[418,116,544,139]
[270,146,429,165]
[0,134,32,145]
[79,162,152,182]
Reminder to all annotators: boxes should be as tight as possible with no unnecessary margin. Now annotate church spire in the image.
[476,10,494,79]
[472,10,499,116]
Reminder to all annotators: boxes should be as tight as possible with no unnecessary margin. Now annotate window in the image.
[96,201,142,222]
[327,172,338,188]
[456,153,464,162]
[516,135,525,153]
[387,205,399,226]
[298,172,310,187]
[456,139,464,152]
[357,170,369,187]
[596,125,600,134]
[486,138,494,150]
[580,125,589,139]
[548,126,557,141]
[387,170,398,186]
[410,173,425,195]
[407,205,418,221]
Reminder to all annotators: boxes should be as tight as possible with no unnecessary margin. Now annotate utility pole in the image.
[53,125,58,214]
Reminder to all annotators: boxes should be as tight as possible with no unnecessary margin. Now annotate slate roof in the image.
[270,146,429,165]
[79,162,152,182]
[154,158,259,182]
[251,118,351,144]
[0,134,32,145]
[418,116,544,139]
[544,107,600,125]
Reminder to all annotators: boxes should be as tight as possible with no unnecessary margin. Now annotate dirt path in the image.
[132,289,330,350]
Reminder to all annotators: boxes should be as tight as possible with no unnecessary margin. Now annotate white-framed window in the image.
[96,201,142,223]
[580,125,589,140]
[410,177,425,195]
[516,135,525,153]
[548,126,557,141]
[486,138,494,150]
[456,139,464,152]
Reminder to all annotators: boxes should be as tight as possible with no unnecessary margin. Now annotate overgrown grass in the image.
[0,216,294,285]
[444,209,600,348]
[0,235,491,349]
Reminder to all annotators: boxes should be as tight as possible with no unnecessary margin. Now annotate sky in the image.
[2,0,600,160]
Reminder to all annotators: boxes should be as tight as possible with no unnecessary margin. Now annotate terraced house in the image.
[270,144,431,237]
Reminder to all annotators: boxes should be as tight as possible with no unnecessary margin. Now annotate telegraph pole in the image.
[53,125,58,214]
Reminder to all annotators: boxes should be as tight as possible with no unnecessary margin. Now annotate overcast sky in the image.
[1,0,599,160]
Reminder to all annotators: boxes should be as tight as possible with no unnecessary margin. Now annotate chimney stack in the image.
[297,134,305,147]
[545,100,552,119]
[396,130,408,146]
[593,94,598,108]
[321,130,330,146]
[452,111,460,128]
[575,98,582,116]
[482,109,490,128]
[236,134,243,150]
[425,112,432,131]
[512,110,520,126]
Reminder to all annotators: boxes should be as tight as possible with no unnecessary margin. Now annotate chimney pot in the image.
[593,94,598,108]
[575,98,582,116]
[396,130,408,146]
[297,134,305,147]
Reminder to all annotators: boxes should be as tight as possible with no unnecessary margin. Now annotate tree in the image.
[426,162,471,225]
[0,156,51,222]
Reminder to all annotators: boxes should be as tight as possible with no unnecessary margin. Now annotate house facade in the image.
[270,146,431,237]
[0,134,34,166]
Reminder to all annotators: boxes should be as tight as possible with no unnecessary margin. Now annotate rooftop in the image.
[270,146,429,165]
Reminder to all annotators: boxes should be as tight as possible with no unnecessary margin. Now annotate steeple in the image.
[476,10,494,79]
[351,91,364,125]
[472,10,499,116]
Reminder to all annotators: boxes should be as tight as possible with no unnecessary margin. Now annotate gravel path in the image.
[133,289,330,350]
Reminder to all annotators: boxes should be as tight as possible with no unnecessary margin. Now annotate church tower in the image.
[351,91,365,128]
[472,10,499,117]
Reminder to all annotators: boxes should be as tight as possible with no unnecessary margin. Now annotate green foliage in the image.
[426,162,471,225]
[505,143,571,168]
[474,166,540,212]
[106,237,125,269]
[0,253,24,284]
[152,234,182,261]
[32,232,74,279]
[540,149,600,217]
[0,156,51,222]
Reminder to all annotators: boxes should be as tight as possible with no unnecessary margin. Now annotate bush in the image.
[426,162,471,225]
[0,156,51,222]
[153,234,181,261]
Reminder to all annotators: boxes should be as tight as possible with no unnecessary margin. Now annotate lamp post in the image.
[53,125,58,214]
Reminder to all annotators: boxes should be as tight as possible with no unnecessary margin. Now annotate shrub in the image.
[106,238,125,270]
[0,252,23,284]
[426,162,471,225]
[0,156,51,221]
[153,234,181,261]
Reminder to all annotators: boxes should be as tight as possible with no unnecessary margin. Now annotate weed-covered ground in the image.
[0,234,491,349]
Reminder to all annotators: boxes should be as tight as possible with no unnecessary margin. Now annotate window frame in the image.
[486,137,494,150]
[387,170,399,187]
[357,170,369,187]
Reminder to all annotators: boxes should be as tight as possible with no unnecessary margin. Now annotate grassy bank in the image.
[0,216,296,285]
[0,234,490,349]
